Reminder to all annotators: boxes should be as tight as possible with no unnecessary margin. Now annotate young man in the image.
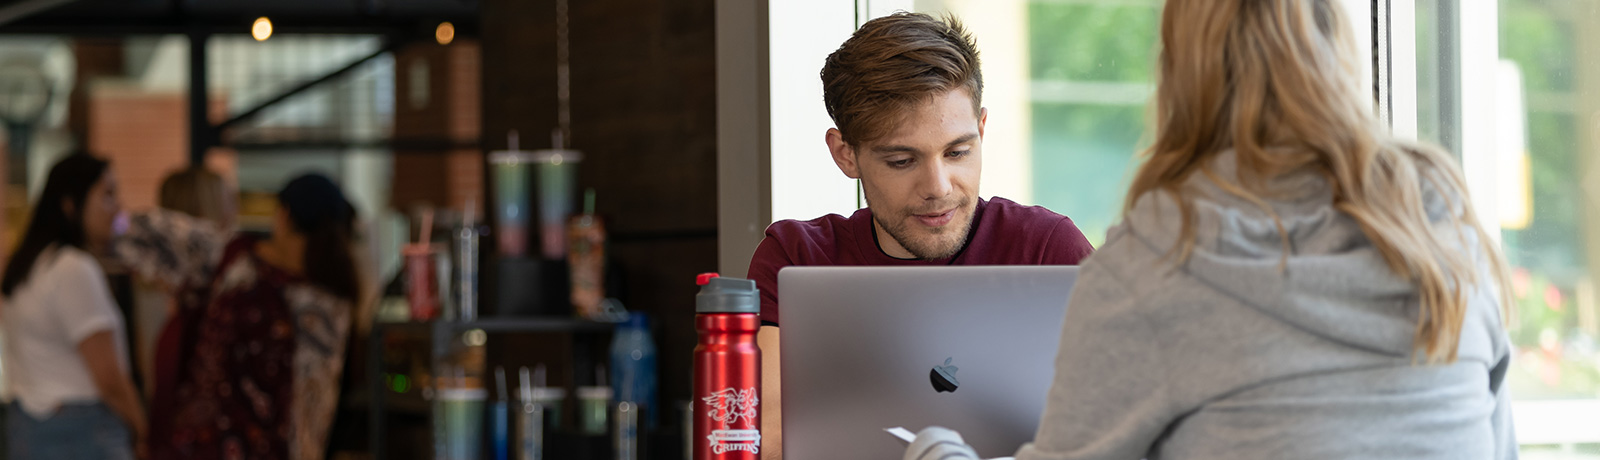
[746,12,1094,458]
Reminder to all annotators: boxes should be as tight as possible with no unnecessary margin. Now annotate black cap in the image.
[696,277,759,314]
[278,173,352,233]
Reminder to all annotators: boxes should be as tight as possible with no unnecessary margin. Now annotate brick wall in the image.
[446,40,484,214]
[482,0,718,414]
[70,39,124,145]
[392,40,483,215]
[86,85,236,211]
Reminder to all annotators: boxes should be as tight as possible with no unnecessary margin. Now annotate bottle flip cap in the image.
[695,274,759,314]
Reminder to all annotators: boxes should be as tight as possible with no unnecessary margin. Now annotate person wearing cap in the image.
[113,173,361,460]
[745,13,1094,458]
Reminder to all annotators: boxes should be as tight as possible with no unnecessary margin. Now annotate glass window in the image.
[908,0,1370,246]
[1024,1,1158,246]
[904,0,1160,247]
[1415,0,1600,456]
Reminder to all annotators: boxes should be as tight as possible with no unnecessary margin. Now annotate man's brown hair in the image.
[822,12,983,146]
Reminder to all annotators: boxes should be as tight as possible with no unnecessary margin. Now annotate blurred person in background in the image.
[1,152,145,459]
[130,168,236,402]
[157,168,236,230]
[904,1,1517,459]
[116,173,359,460]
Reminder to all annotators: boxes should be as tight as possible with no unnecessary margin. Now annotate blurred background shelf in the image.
[365,317,637,460]
[371,317,615,339]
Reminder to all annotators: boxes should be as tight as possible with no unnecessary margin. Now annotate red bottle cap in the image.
[696,272,721,286]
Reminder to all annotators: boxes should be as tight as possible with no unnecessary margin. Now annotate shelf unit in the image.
[366,317,614,460]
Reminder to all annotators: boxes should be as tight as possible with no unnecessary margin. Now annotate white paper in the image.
[886,427,1016,460]
[885,426,917,444]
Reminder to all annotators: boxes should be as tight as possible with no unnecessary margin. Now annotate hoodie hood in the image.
[1117,151,1494,361]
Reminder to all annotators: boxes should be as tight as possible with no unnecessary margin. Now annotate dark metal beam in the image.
[0,0,77,26]
[215,38,400,133]
[227,138,482,152]
[0,16,478,37]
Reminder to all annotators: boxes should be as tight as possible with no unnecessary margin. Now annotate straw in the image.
[496,367,508,402]
[583,189,596,215]
[417,208,434,250]
[520,366,533,402]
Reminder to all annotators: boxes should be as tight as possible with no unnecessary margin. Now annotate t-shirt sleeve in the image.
[111,208,228,289]
[51,252,122,345]
[1042,218,1095,265]
[746,234,791,326]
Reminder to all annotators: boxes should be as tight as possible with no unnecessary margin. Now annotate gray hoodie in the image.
[1008,152,1517,460]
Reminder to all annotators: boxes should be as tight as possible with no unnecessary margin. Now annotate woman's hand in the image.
[79,331,148,456]
[903,426,981,460]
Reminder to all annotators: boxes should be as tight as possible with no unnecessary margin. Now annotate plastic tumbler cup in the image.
[403,244,439,321]
[532,149,582,260]
[438,387,487,460]
[577,385,611,435]
[490,150,534,258]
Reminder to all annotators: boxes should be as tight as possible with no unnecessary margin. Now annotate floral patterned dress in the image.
[114,210,351,460]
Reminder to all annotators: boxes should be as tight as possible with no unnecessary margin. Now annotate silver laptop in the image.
[779,266,1078,459]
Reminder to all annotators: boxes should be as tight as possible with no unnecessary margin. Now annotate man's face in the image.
[827,89,985,259]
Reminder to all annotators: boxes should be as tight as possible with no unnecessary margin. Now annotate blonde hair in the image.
[1129,0,1512,362]
[159,168,232,225]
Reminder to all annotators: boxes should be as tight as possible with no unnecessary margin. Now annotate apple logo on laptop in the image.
[930,357,960,393]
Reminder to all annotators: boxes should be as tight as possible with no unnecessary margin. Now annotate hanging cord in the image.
[555,0,572,150]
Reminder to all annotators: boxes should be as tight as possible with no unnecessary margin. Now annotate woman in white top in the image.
[1,153,145,459]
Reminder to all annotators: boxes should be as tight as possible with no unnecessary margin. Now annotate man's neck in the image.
[871,218,919,259]
[866,198,984,261]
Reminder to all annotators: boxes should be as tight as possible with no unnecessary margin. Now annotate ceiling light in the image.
[252,17,273,41]
[436,22,455,45]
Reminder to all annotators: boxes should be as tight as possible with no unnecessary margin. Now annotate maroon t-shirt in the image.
[746,197,1094,325]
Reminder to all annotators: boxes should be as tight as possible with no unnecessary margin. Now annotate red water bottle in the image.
[692,273,762,459]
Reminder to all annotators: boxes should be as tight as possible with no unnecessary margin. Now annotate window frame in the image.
[1388,0,1600,448]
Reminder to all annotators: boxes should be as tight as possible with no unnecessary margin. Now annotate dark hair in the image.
[821,12,983,146]
[278,174,359,301]
[2,153,110,296]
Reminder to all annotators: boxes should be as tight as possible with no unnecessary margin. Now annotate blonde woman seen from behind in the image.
[905,1,1517,459]
[130,168,236,402]
[157,168,235,230]
[152,169,236,327]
